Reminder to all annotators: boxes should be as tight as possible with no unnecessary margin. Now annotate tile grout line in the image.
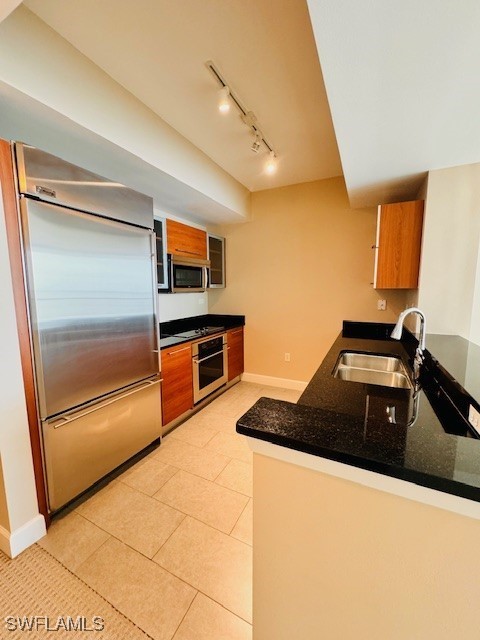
[151,553,253,627]
[118,465,182,497]
[227,498,251,537]
[149,512,188,558]
[73,534,115,576]
[169,590,200,640]
[67,521,252,627]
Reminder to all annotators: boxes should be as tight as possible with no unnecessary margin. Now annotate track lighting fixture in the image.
[206,60,278,174]
[265,151,278,174]
[251,132,262,153]
[218,85,230,113]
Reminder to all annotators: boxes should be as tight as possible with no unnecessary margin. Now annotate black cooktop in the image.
[168,326,225,339]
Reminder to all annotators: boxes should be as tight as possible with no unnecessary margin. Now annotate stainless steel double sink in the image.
[333,351,412,389]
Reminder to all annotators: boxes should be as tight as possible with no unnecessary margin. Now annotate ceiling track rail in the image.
[205,60,275,155]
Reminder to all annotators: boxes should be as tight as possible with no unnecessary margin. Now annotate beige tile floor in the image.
[38,381,301,640]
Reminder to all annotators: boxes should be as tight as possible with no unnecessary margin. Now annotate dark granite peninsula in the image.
[239,321,480,639]
[237,321,480,503]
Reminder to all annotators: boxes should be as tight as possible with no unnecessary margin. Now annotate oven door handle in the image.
[193,349,226,364]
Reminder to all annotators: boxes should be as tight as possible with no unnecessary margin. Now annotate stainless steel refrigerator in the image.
[14,143,161,512]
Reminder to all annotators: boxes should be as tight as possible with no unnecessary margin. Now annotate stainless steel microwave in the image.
[168,254,210,293]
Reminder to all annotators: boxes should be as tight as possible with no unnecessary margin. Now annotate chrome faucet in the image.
[391,307,427,384]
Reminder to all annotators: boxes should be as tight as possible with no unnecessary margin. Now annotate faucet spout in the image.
[390,307,427,384]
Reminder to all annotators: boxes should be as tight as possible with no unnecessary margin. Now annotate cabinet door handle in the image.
[167,346,191,356]
[176,248,201,256]
[371,245,378,249]
[230,329,243,335]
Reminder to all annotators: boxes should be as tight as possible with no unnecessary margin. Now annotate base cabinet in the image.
[227,327,244,381]
[161,343,193,425]
[160,326,244,427]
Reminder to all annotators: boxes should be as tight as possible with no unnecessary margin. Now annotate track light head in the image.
[265,151,278,174]
[218,85,230,113]
[251,132,262,153]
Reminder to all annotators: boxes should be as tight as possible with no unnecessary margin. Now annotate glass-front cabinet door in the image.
[154,217,169,290]
[208,234,225,288]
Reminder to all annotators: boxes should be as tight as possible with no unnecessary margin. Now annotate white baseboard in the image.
[0,514,46,558]
[241,372,307,391]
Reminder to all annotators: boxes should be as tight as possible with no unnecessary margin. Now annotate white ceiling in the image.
[0,81,245,225]
[18,0,480,208]
[24,0,343,193]
[307,0,480,207]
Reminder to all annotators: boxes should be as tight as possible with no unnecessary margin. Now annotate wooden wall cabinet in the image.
[160,342,193,425]
[227,327,244,381]
[373,200,424,289]
[166,219,207,259]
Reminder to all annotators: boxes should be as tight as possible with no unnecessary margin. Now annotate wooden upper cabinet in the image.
[227,327,244,381]
[166,219,207,259]
[374,200,424,289]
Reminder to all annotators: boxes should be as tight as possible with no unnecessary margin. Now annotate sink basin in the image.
[337,352,405,372]
[333,351,412,389]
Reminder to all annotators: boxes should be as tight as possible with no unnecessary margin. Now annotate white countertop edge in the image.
[245,436,480,522]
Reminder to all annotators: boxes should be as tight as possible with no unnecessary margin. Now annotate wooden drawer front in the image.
[376,200,424,289]
[227,327,244,381]
[166,219,207,259]
[161,343,193,425]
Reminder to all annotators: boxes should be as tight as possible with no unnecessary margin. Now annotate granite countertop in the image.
[159,314,245,350]
[237,321,480,503]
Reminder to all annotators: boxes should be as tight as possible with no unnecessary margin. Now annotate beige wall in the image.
[418,163,480,341]
[209,177,407,382]
[254,452,480,640]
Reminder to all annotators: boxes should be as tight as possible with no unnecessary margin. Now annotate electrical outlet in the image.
[284,353,290,362]
[377,299,387,311]
[469,405,480,435]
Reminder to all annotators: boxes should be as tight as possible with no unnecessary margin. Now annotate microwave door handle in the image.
[203,265,208,290]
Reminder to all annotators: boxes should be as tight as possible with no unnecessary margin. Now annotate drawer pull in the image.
[167,346,191,355]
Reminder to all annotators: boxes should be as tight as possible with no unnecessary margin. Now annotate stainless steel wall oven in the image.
[192,334,228,403]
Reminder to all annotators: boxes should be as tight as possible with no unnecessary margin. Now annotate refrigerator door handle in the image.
[52,379,161,428]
